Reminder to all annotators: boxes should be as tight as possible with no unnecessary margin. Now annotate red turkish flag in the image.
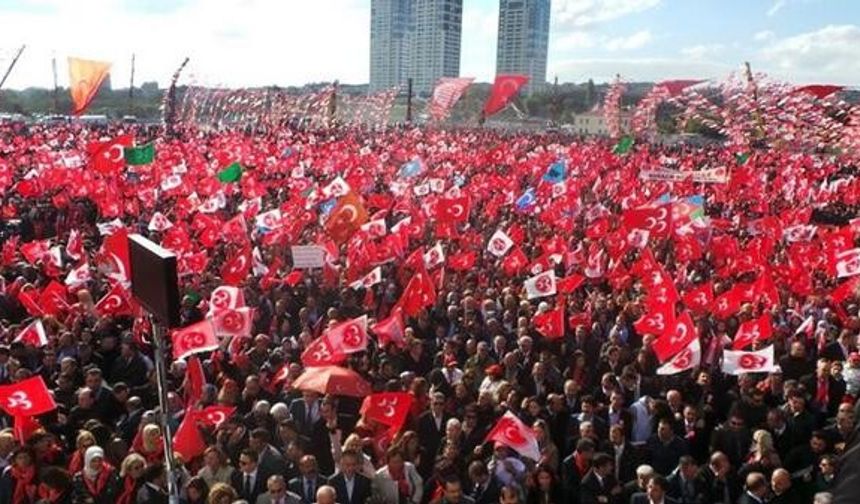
[397,270,436,317]
[533,305,565,339]
[94,282,134,317]
[191,405,237,428]
[437,196,471,223]
[371,308,406,348]
[485,411,541,461]
[652,312,697,363]
[732,313,773,350]
[14,320,47,347]
[483,74,529,117]
[360,392,413,431]
[301,334,347,367]
[326,316,369,353]
[711,287,743,319]
[0,376,57,417]
[173,415,207,461]
[171,320,219,360]
[17,287,44,317]
[38,281,70,317]
[88,134,132,175]
[184,355,206,408]
[682,282,713,315]
[220,247,252,286]
[449,251,477,272]
[557,274,585,294]
[98,228,131,283]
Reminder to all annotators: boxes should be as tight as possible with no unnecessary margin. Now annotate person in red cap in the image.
[442,354,463,386]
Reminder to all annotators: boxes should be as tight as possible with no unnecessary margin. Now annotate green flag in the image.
[124,143,155,165]
[218,162,243,183]
[735,152,750,165]
[612,136,634,155]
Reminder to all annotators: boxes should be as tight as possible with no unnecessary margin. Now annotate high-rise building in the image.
[410,0,463,96]
[369,0,463,96]
[369,0,413,92]
[496,0,551,96]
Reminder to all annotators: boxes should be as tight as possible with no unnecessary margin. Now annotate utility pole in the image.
[0,45,25,92]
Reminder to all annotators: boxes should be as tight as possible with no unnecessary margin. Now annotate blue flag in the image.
[399,158,424,178]
[515,188,537,212]
[542,159,567,184]
[319,198,337,216]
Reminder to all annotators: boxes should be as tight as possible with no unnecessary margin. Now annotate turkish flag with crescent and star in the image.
[485,411,541,461]
[172,414,207,460]
[94,282,135,317]
[13,319,48,347]
[171,320,219,360]
[0,376,57,417]
[220,246,252,286]
[722,345,779,375]
[88,135,133,175]
[483,74,529,117]
[533,305,565,339]
[371,308,406,348]
[191,405,237,429]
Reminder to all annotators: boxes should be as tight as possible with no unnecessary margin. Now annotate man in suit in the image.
[250,428,288,483]
[694,452,740,504]
[416,392,450,478]
[801,359,847,419]
[580,453,621,504]
[737,472,769,504]
[631,476,679,504]
[822,330,854,362]
[289,455,328,504]
[646,418,689,477]
[601,424,639,484]
[290,391,321,437]
[467,461,500,504]
[232,448,267,504]
[329,450,372,504]
[314,485,338,504]
[258,475,303,504]
[562,438,595,502]
[439,476,475,504]
[667,456,698,504]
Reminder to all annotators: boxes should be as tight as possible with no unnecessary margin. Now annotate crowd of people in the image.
[0,117,857,504]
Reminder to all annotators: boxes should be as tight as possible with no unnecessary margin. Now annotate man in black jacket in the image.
[467,460,500,504]
[580,452,621,504]
[328,450,371,504]
[249,428,288,483]
[562,438,596,502]
[289,455,328,504]
[231,448,267,504]
[694,452,740,504]
[416,392,450,478]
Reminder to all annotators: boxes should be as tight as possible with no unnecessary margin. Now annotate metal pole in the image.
[129,53,135,112]
[150,317,181,504]
[406,78,413,124]
[52,55,59,113]
[0,45,25,91]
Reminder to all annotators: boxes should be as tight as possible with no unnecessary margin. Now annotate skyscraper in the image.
[410,0,463,96]
[496,0,551,96]
[369,0,413,92]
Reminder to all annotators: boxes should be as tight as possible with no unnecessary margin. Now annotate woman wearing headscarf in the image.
[66,431,96,475]
[0,447,39,504]
[72,446,121,504]
[131,424,164,464]
[116,453,147,504]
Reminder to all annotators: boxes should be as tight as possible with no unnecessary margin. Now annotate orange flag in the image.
[68,57,111,115]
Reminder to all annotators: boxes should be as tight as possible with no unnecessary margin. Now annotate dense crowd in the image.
[0,118,857,504]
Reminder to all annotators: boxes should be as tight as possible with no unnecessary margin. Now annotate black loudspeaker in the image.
[128,234,181,328]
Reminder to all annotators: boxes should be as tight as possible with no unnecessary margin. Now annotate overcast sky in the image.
[0,0,858,90]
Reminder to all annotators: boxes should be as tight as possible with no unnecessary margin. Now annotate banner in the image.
[428,77,474,122]
[639,166,728,184]
[291,246,326,269]
[68,57,111,115]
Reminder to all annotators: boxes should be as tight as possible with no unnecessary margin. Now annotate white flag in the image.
[424,243,446,270]
[65,262,91,288]
[524,270,557,300]
[147,211,173,232]
[722,345,779,375]
[322,176,351,198]
[487,229,514,258]
[657,338,701,375]
[834,248,860,278]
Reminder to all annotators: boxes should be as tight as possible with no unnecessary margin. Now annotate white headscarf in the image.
[83,446,105,480]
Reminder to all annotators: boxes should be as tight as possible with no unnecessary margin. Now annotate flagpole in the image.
[0,44,25,92]
[128,53,135,113]
[52,54,59,114]
[163,57,190,138]
[150,316,181,504]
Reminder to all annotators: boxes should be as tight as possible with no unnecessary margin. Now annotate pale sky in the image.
[0,0,858,90]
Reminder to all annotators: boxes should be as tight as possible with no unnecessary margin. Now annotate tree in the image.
[585,79,596,109]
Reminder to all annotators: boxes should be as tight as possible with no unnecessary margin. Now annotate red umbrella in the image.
[290,366,371,397]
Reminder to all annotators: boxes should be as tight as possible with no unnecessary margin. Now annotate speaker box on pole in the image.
[128,234,181,328]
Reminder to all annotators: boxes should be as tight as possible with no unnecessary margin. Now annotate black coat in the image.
[289,475,328,504]
[416,411,450,477]
[71,469,122,504]
[230,470,267,503]
[693,466,740,504]
[328,473,372,504]
[579,470,619,504]
[468,476,501,504]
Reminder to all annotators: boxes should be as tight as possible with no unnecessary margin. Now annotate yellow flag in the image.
[68,57,111,115]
